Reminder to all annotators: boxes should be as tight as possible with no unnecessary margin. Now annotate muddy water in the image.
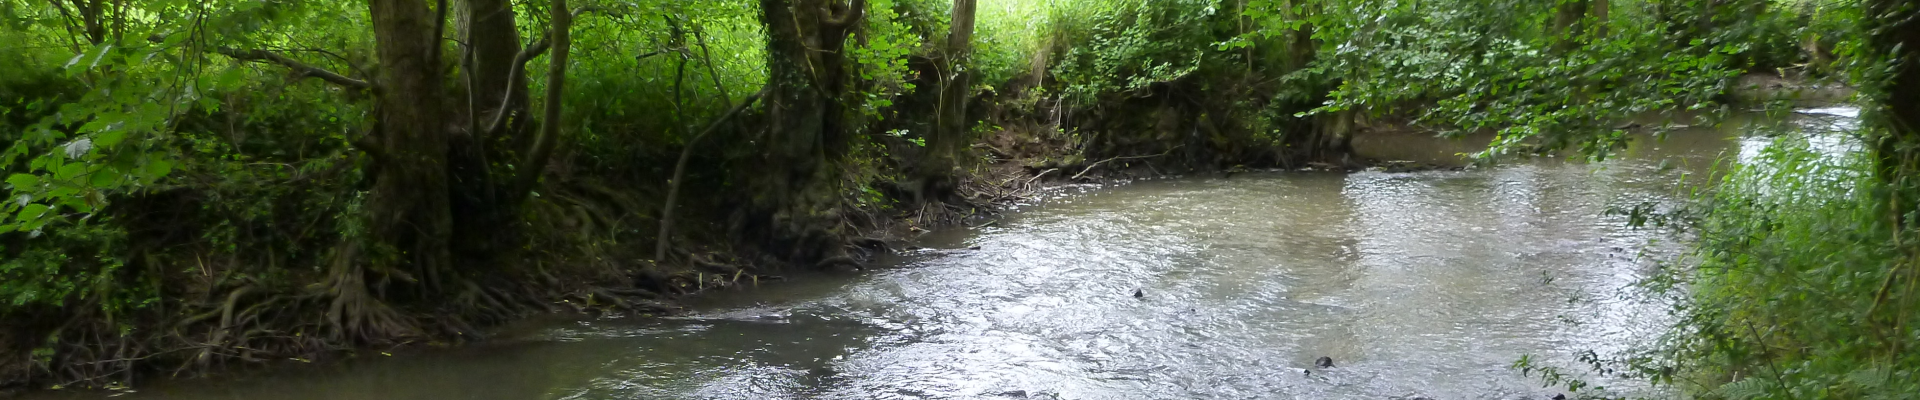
[44,112,1850,400]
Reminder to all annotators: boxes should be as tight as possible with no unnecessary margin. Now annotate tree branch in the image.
[214,48,373,89]
[692,23,730,102]
[506,0,573,206]
[482,5,601,136]
[656,88,767,262]
[1071,145,1180,181]
[148,32,369,90]
[46,0,86,52]
[823,0,867,28]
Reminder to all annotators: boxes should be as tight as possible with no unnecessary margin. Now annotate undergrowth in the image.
[1670,130,1920,399]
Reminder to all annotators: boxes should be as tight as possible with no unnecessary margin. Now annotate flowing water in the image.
[40,111,1858,400]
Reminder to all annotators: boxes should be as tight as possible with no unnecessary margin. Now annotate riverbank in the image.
[16,117,1762,399]
[2,57,1843,398]
[0,105,1339,397]
[0,92,1824,398]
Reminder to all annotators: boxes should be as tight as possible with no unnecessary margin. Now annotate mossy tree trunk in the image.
[914,0,977,204]
[334,0,574,337]
[368,0,453,288]
[328,0,455,340]
[1861,0,1920,357]
[746,0,865,264]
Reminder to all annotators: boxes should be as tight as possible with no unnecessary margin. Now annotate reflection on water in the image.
[36,110,1857,400]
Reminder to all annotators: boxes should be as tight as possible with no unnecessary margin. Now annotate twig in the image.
[1070,145,1181,180]
[1743,321,1791,395]
[1024,168,1057,185]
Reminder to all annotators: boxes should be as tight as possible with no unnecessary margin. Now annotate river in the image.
[37,110,1857,399]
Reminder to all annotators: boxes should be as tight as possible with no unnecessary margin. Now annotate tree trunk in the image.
[508,0,570,208]
[78,0,106,44]
[915,0,977,204]
[449,0,524,265]
[1870,0,1920,220]
[1552,0,1589,52]
[366,0,454,291]
[458,0,526,137]
[1276,1,1347,161]
[1592,0,1609,38]
[746,0,864,264]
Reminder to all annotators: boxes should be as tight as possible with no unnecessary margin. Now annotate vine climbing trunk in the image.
[915,0,977,204]
[745,0,864,264]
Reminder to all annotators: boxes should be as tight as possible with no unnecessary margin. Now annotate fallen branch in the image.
[1070,145,1181,181]
[1024,167,1058,185]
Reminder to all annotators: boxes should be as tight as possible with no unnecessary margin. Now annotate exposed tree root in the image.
[322,243,421,344]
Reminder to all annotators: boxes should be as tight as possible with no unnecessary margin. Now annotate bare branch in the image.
[1071,145,1180,181]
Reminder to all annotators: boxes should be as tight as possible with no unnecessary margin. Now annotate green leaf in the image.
[1713,377,1771,400]
[87,44,115,70]
[16,203,50,222]
[54,163,88,182]
[214,68,248,90]
[144,159,174,181]
[95,128,129,148]
[5,174,38,190]
[89,171,118,188]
